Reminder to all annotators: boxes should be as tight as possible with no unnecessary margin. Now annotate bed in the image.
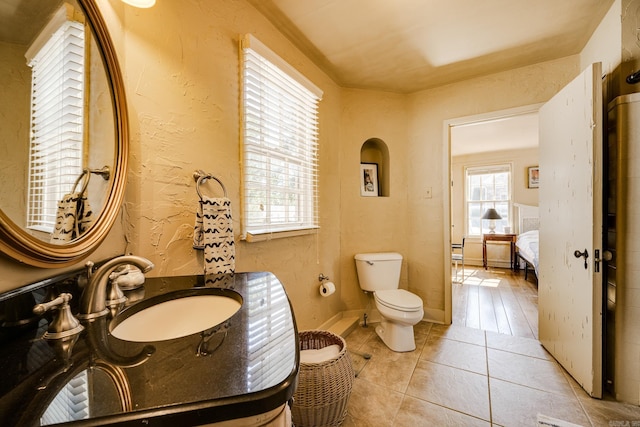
[514,203,539,281]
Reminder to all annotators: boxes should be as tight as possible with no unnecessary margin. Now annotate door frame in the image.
[442,103,543,325]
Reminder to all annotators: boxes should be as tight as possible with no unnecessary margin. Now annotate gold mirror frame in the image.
[0,0,128,268]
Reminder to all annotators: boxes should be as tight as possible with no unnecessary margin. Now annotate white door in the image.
[538,62,603,398]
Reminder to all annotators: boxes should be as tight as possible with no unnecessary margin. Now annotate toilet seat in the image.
[375,289,422,312]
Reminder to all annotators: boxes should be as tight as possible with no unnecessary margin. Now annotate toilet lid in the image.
[375,289,423,311]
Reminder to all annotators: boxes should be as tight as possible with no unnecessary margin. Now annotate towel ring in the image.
[73,169,91,195]
[194,170,227,199]
[72,166,112,195]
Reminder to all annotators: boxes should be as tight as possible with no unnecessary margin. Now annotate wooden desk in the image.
[483,233,517,270]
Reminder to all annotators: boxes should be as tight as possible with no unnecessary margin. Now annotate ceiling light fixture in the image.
[121,0,156,8]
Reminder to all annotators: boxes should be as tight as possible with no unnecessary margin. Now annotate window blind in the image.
[245,275,295,391]
[40,370,89,424]
[26,18,85,233]
[240,34,322,240]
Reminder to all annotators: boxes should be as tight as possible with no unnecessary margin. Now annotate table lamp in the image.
[482,208,502,234]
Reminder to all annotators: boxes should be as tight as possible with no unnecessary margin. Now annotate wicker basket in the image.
[291,330,355,427]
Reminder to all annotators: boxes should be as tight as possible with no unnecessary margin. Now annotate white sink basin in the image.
[111,289,242,342]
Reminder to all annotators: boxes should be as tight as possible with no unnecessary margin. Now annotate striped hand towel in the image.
[50,192,94,243]
[193,196,235,275]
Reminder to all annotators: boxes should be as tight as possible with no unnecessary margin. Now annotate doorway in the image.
[444,104,541,331]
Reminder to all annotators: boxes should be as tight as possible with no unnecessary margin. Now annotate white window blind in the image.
[465,164,511,236]
[40,370,89,424]
[245,274,295,391]
[240,34,322,240]
[26,13,85,233]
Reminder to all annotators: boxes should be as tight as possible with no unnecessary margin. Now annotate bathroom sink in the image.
[110,288,242,342]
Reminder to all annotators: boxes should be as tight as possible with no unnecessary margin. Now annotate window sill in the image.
[243,227,318,242]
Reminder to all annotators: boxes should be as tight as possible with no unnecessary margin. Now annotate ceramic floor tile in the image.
[357,334,421,393]
[578,394,640,426]
[342,303,640,427]
[551,345,640,425]
[413,320,433,337]
[413,327,429,352]
[487,348,573,396]
[490,377,590,427]
[349,350,371,377]
[393,395,491,427]
[420,335,487,375]
[346,376,404,427]
[345,324,376,351]
[430,323,487,346]
[406,359,491,421]
[485,330,552,360]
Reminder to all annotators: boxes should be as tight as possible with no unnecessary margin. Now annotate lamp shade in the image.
[481,208,502,220]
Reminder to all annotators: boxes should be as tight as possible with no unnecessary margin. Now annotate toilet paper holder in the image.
[318,275,336,297]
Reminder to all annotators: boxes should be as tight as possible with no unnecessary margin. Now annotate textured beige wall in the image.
[0,41,30,228]
[406,56,581,322]
[621,0,639,96]
[338,89,410,315]
[98,0,343,330]
[583,0,621,97]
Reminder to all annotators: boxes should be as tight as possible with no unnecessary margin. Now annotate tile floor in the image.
[342,322,640,426]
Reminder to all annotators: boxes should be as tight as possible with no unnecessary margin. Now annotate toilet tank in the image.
[354,252,402,292]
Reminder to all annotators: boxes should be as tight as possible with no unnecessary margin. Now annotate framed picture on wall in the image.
[528,166,540,188]
[360,163,379,196]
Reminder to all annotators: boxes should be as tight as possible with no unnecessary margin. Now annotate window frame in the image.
[239,34,323,242]
[464,163,512,237]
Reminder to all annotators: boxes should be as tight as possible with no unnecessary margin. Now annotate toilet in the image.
[354,252,424,352]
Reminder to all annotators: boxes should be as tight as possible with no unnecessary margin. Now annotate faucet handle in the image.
[109,265,146,290]
[76,261,95,290]
[33,293,84,340]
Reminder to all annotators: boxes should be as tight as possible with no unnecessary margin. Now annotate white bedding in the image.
[516,230,539,277]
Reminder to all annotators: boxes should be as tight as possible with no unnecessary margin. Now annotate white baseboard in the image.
[423,307,445,324]
[318,307,447,336]
[317,311,361,337]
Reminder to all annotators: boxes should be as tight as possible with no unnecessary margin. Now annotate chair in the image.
[451,237,466,282]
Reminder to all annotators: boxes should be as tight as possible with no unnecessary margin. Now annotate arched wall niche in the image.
[360,138,389,197]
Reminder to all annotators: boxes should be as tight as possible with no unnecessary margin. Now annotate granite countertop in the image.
[0,271,299,426]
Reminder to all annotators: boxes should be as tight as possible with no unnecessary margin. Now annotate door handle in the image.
[574,249,589,269]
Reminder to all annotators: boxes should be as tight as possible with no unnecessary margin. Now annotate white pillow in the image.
[300,344,341,363]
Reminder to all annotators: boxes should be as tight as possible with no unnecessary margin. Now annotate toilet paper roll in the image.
[320,281,336,297]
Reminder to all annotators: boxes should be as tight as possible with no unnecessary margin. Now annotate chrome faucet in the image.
[78,255,154,319]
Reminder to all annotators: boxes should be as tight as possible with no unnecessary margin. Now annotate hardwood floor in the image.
[452,266,539,339]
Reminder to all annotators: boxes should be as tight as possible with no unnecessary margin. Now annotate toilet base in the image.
[375,320,416,352]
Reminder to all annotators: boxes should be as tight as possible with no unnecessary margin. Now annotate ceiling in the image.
[249,0,614,94]
[249,0,612,154]
[450,112,538,157]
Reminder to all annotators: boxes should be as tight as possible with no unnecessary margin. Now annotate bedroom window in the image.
[240,34,323,241]
[465,164,511,236]
[25,7,85,233]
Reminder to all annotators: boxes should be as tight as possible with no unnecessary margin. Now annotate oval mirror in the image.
[0,0,128,267]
